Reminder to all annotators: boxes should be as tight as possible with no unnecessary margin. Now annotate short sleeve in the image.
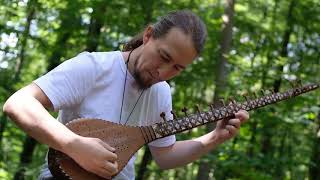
[33,52,102,111]
[148,82,176,147]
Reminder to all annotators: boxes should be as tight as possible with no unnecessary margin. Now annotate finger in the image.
[228,118,241,129]
[215,119,225,129]
[235,110,249,122]
[104,151,118,162]
[103,161,119,175]
[99,142,118,161]
[100,141,116,152]
[226,125,238,135]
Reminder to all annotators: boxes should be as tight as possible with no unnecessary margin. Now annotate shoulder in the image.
[148,82,172,107]
[149,82,173,119]
[150,81,171,97]
[70,51,124,79]
[88,51,122,61]
[81,51,123,70]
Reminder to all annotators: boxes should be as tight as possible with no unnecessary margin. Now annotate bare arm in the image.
[3,83,80,151]
[149,110,249,169]
[3,83,118,178]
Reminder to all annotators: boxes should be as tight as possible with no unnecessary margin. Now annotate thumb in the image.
[100,141,116,152]
[216,118,229,129]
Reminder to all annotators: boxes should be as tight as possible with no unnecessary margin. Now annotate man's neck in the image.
[122,46,142,76]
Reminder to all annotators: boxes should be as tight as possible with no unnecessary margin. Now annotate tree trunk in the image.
[246,2,269,157]
[274,128,288,180]
[136,147,152,180]
[14,137,37,180]
[13,1,82,178]
[272,0,295,93]
[141,0,153,25]
[13,0,37,82]
[258,1,296,178]
[246,121,257,157]
[309,109,320,180]
[1,0,38,171]
[260,0,295,156]
[247,52,272,158]
[0,0,37,144]
[47,1,81,71]
[197,0,236,179]
[85,1,108,52]
[135,1,155,179]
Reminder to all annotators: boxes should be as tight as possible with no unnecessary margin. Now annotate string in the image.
[119,49,145,125]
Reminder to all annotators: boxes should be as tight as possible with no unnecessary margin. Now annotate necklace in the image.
[119,49,145,125]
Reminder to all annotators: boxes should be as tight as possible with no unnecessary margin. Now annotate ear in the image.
[143,26,153,45]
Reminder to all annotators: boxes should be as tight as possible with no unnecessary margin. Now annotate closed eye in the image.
[161,55,170,63]
[159,49,171,62]
[159,48,186,71]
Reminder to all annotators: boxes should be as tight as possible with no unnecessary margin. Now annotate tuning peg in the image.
[194,104,204,123]
[289,80,296,88]
[209,104,215,112]
[160,112,167,122]
[194,104,201,113]
[296,79,302,87]
[269,89,275,94]
[181,107,188,116]
[242,93,249,101]
[219,99,225,107]
[228,97,237,104]
[170,110,177,120]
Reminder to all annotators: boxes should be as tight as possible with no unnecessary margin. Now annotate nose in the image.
[157,66,178,81]
[151,61,168,79]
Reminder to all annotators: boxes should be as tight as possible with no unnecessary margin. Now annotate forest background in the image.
[0,0,319,179]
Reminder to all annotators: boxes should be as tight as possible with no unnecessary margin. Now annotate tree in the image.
[197,0,236,179]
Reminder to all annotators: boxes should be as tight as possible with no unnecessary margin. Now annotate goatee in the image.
[133,69,151,90]
[132,58,151,90]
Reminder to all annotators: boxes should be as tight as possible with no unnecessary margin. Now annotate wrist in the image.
[61,133,81,155]
[196,131,222,152]
[208,130,225,146]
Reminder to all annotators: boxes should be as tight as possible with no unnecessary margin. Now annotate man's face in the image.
[133,27,197,89]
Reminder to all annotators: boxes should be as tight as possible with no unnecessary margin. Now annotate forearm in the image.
[151,111,249,170]
[150,131,222,169]
[3,91,79,153]
[3,88,120,178]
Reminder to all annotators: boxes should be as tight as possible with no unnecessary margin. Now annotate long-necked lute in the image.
[48,83,319,179]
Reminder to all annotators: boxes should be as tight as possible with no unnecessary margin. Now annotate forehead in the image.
[155,28,197,65]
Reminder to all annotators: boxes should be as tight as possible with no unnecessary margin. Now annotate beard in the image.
[132,58,152,89]
[133,71,151,89]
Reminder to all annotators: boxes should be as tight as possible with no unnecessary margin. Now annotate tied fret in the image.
[150,83,319,140]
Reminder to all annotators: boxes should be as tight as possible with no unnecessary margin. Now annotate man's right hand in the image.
[3,83,118,178]
[64,136,119,179]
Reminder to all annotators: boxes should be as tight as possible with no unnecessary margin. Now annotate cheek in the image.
[139,53,159,70]
[159,69,180,80]
[144,44,163,66]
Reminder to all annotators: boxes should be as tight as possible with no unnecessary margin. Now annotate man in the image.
[3,10,249,179]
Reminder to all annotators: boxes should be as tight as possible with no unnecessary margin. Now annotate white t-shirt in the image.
[34,51,176,180]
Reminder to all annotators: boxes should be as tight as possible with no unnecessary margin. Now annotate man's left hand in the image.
[213,110,249,143]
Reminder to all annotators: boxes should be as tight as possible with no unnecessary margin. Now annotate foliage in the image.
[0,0,319,179]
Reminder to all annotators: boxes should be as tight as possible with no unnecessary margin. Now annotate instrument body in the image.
[48,119,147,180]
[48,83,319,179]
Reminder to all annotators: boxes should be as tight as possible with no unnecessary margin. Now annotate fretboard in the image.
[149,83,319,140]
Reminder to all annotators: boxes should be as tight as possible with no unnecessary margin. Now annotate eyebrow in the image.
[161,48,186,69]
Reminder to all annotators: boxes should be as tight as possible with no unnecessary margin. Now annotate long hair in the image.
[123,10,207,54]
